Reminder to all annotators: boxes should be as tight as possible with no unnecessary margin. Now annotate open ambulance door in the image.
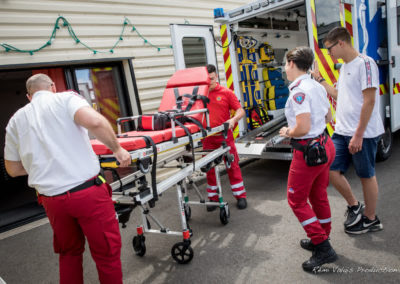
[387,0,400,132]
[305,0,343,137]
[373,0,400,161]
[170,24,218,70]
[170,23,245,137]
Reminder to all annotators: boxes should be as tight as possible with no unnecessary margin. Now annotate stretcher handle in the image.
[117,116,140,135]
[171,108,211,131]
[169,108,208,117]
[115,159,133,166]
[117,116,140,124]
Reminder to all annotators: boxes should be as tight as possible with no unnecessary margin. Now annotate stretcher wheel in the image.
[219,205,230,225]
[139,162,150,174]
[132,235,146,257]
[171,242,194,264]
[184,204,191,221]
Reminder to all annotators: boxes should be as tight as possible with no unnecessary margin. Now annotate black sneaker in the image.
[300,239,315,251]
[237,198,247,210]
[344,202,364,228]
[302,239,338,272]
[345,215,383,235]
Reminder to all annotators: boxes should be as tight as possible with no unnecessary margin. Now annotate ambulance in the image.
[170,0,395,161]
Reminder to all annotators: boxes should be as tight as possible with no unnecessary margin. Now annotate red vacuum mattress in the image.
[91,67,209,155]
[91,123,200,155]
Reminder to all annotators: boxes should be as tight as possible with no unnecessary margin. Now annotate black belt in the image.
[291,132,327,152]
[43,175,105,197]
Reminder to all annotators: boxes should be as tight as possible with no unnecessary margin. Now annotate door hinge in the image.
[386,105,390,119]
[391,56,396,68]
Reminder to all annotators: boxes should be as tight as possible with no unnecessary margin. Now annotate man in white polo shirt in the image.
[312,27,384,235]
[4,73,131,284]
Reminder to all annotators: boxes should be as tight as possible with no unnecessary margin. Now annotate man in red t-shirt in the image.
[203,64,247,210]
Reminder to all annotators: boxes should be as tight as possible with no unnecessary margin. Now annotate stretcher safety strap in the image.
[172,85,210,137]
[141,136,157,202]
[172,117,196,171]
[183,86,199,112]
[173,86,210,113]
[122,135,158,202]
[182,116,207,137]
[174,88,183,110]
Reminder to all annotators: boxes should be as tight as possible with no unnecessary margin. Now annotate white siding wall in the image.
[0,0,248,113]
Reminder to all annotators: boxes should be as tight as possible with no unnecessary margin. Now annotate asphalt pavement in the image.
[1,134,400,283]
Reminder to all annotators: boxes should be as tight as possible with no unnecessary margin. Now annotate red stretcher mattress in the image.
[91,123,200,155]
[91,67,210,155]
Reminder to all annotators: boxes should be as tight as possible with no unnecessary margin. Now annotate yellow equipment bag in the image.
[258,42,275,63]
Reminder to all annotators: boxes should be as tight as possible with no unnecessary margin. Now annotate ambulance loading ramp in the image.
[235,114,292,160]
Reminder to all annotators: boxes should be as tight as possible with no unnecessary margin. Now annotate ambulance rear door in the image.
[170,23,247,134]
[170,24,218,71]
[305,0,344,136]
[387,0,400,131]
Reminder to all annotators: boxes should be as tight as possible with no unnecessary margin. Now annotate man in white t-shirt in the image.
[312,27,384,235]
[4,74,131,283]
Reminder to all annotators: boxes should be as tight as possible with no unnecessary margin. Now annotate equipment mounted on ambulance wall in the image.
[258,42,275,63]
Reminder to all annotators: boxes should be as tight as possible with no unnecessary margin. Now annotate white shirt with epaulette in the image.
[285,74,330,139]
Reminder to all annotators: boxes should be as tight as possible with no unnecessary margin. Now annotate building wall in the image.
[0,0,249,113]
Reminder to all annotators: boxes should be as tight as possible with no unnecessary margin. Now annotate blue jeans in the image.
[330,133,380,178]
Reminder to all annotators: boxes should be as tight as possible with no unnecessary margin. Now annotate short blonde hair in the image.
[26,73,53,95]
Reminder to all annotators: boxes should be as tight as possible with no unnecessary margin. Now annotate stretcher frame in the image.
[95,109,233,264]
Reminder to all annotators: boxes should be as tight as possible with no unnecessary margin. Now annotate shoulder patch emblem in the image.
[293,93,305,104]
[216,96,222,101]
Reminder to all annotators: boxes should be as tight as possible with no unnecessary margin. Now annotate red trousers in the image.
[203,130,246,201]
[40,183,122,284]
[287,137,335,245]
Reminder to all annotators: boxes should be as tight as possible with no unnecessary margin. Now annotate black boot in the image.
[300,239,315,251]
[237,198,247,209]
[302,239,338,272]
[300,237,330,251]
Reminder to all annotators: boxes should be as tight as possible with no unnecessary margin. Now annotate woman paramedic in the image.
[279,46,337,272]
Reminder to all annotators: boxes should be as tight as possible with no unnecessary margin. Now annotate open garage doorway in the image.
[0,68,67,232]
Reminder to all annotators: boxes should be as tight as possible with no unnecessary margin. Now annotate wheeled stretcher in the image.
[90,67,234,264]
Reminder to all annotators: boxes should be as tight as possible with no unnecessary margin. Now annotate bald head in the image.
[26,74,54,96]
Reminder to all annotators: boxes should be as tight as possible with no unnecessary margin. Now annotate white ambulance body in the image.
[170,0,397,161]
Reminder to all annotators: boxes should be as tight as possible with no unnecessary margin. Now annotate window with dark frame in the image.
[182,37,208,68]
[73,64,131,132]
[314,0,341,48]
[397,4,400,45]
